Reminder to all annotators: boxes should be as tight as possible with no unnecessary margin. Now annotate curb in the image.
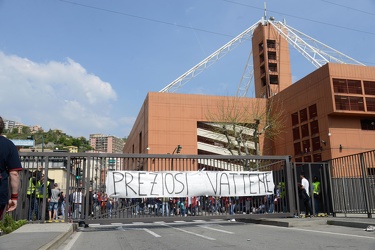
[39,223,78,250]
[236,218,290,227]
[237,217,329,228]
[327,220,373,229]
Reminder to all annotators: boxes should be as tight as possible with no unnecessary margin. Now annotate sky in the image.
[1,0,374,138]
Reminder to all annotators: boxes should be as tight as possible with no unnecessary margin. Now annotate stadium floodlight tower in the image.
[159,15,364,98]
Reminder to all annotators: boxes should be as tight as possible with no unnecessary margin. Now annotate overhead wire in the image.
[58,0,374,65]
[319,0,375,16]
[222,0,375,37]
[58,0,375,38]
[58,0,234,38]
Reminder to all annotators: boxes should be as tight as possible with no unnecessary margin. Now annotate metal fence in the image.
[330,150,375,218]
[292,162,331,217]
[11,152,296,224]
[11,150,375,224]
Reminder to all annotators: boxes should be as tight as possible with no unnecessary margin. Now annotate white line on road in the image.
[143,228,162,237]
[259,224,375,240]
[198,225,234,234]
[61,232,81,250]
[162,224,216,241]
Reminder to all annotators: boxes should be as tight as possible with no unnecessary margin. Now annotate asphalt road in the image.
[58,220,375,250]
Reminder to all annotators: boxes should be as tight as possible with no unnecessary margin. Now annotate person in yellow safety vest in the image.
[275,181,286,212]
[27,171,39,221]
[312,176,321,216]
[35,174,51,220]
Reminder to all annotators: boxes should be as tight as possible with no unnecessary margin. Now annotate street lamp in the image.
[170,145,182,171]
[253,119,260,156]
[172,145,182,154]
[28,134,45,152]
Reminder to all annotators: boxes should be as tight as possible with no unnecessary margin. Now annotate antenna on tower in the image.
[264,1,267,20]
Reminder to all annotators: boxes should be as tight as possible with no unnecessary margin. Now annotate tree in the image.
[204,96,285,158]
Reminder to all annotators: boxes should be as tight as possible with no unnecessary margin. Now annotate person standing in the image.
[72,188,83,219]
[312,176,321,215]
[36,174,51,220]
[58,191,65,221]
[300,172,313,217]
[48,183,60,222]
[27,171,39,221]
[0,116,22,220]
[162,197,169,217]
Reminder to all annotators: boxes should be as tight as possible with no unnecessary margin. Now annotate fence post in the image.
[65,155,71,222]
[285,157,296,216]
[359,153,372,218]
[292,162,300,216]
[84,156,92,221]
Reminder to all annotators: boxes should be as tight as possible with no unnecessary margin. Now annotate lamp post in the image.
[253,119,260,156]
[41,135,44,152]
[27,134,44,152]
[172,145,182,154]
[170,145,182,171]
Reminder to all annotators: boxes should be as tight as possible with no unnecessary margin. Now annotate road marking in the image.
[162,224,216,241]
[62,231,81,250]
[199,225,234,234]
[143,228,162,237]
[259,224,375,240]
[117,226,160,237]
[192,220,206,222]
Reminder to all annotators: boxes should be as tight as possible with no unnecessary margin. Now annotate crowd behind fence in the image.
[10,153,295,223]
[8,150,375,223]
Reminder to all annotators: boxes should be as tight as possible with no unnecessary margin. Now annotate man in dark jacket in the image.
[0,116,22,220]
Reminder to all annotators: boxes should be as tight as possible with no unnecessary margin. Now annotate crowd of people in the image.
[24,168,324,221]
[23,173,322,221]
[24,173,322,221]
[27,167,66,222]
[87,191,287,218]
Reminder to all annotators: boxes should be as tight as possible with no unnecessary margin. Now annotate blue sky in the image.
[1,0,374,138]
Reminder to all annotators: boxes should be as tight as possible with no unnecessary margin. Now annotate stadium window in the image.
[301,124,309,138]
[308,104,318,119]
[291,112,299,126]
[364,81,375,96]
[366,97,375,112]
[347,79,362,94]
[333,78,347,93]
[299,108,308,123]
[294,142,302,155]
[360,120,375,130]
[293,127,300,140]
[310,120,319,135]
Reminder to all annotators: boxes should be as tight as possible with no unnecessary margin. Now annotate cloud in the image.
[0,51,118,137]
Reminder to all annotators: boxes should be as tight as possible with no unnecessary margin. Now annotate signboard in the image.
[10,139,35,147]
[106,171,275,198]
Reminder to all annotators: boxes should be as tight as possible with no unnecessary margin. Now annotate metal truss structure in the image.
[160,18,365,96]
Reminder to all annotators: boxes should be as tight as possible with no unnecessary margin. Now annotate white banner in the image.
[106,171,274,198]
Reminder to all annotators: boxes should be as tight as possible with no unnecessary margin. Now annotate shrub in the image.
[0,214,27,235]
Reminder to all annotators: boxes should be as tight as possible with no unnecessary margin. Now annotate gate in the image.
[329,150,375,218]
[14,152,297,224]
[292,162,331,217]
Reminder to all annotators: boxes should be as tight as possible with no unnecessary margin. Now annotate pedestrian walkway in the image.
[0,215,374,249]
[237,216,375,229]
[0,223,76,250]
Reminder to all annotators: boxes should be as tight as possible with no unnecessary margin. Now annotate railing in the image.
[11,152,295,223]
[330,150,375,218]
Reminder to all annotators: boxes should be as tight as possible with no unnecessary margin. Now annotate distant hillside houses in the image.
[3,118,44,133]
